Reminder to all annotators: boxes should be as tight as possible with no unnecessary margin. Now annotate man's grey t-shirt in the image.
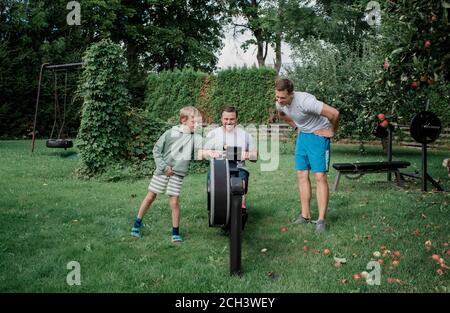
[275,91,331,133]
[204,126,255,170]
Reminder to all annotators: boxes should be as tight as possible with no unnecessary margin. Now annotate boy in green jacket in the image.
[131,106,202,243]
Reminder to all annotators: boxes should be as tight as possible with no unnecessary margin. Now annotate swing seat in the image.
[46,139,73,149]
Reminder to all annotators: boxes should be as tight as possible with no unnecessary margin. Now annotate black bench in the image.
[332,161,411,191]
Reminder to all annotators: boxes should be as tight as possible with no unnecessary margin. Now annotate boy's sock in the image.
[133,217,142,228]
[172,227,179,236]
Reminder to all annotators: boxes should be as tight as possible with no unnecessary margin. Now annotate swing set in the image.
[31,62,82,152]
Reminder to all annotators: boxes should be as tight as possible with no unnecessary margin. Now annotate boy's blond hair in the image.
[179,106,200,123]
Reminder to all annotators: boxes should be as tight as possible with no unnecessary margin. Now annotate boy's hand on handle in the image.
[314,128,334,138]
[209,150,222,159]
[241,151,250,160]
[165,166,174,177]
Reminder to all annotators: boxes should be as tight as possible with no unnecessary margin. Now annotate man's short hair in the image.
[275,78,294,94]
[179,106,200,123]
[221,105,238,118]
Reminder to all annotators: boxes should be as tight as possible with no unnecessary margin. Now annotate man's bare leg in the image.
[297,170,312,219]
[314,172,329,220]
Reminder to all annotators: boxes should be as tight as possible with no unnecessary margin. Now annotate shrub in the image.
[76,39,130,177]
[208,67,278,124]
[145,68,208,122]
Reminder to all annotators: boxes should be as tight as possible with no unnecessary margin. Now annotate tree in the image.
[371,0,450,125]
[302,0,375,55]
[0,0,225,137]
[223,0,374,72]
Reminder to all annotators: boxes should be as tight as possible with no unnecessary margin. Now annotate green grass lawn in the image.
[0,140,449,292]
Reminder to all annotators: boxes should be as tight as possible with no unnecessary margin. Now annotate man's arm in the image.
[197,149,222,160]
[278,111,299,132]
[197,131,222,160]
[314,103,340,137]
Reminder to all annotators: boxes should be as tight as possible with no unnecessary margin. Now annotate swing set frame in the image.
[31,62,82,152]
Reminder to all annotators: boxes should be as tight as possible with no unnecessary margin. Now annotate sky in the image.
[215,27,294,71]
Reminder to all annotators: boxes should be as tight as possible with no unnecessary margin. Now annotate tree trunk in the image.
[255,29,265,67]
[274,32,282,74]
[274,0,285,74]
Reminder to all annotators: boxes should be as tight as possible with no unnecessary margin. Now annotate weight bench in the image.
[332,161,411,191]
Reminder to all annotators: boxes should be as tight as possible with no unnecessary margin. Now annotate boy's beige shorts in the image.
[148,174,184,196]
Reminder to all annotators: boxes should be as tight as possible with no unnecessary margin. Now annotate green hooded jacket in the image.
[152,125,202,177]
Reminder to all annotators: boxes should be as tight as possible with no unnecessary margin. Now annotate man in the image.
[275,78,340,233]
[199,106,257,225]
[443,158,450,177]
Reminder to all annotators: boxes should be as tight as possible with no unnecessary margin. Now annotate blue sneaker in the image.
[171,234,183,243]
[131,226,142,238]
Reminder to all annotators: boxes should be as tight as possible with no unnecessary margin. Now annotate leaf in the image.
[390,48,404,57]
[333,257,347,264]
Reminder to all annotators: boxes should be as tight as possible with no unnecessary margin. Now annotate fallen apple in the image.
[436,268,444,276]
[377,259,384,265]
[387,278,404,284]
[392,260,400,267]
[432,254,440,262]
[303,245,309,252]
[377,113,385,121]
[373,251,381,258]
[411,80,418,89]
[424,40,431,48]
[324,248,331,256]
[281,227,288,233]
[393,251,401,257]
[352,273,362,280]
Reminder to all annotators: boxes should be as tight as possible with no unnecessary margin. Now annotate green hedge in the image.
[144,66,278,124]
[145,68,208,122]
[208,67,277,124]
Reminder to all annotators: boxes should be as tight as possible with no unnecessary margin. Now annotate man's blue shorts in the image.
[295,132,330,172]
